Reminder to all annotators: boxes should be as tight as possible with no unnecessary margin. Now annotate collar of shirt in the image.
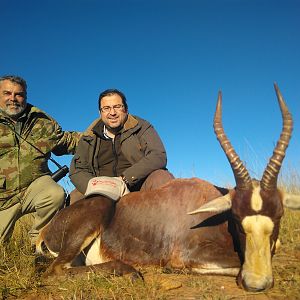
[103,125,113,139]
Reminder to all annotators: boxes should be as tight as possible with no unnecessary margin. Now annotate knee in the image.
[156,169,175,179]
[47,184,66,209]
[149,169,175,182]
[141,169,175,191]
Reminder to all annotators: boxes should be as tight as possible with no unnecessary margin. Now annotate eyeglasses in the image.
[100,104,124,113]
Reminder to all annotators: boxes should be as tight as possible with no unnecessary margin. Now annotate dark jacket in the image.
[69,114,168,194]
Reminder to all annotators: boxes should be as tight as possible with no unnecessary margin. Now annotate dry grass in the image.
[1,189,300,300]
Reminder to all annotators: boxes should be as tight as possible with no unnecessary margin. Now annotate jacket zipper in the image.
[112,138,118,176]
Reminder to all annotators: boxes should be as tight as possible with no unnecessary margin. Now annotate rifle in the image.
[8,125,69,182]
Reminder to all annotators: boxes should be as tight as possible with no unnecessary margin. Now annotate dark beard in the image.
[105,114,128,135]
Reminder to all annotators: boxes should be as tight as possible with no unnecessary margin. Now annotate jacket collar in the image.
[123,114,139,130]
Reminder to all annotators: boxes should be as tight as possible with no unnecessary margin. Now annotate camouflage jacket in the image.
[0,104,81,210]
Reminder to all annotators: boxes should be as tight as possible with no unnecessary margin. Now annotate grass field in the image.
[1,179,299,300]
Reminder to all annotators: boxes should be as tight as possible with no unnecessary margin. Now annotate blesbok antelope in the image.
[36,84,300,292]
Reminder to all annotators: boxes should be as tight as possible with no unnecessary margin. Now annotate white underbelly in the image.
[192,264,239,276]
[83,236,108,266]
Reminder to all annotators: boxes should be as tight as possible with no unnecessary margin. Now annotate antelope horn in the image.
[214,91,252,190]
[261,84,293,191]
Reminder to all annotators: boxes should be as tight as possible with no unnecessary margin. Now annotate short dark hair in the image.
[98,89,128,111]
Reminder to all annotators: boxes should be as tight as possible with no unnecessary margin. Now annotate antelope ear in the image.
[188,193,233,215]
[282,193,300,210]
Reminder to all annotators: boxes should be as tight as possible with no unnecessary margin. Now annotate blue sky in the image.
[2,0,299,192]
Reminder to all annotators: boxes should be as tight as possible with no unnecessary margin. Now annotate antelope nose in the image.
[242,277,274,292]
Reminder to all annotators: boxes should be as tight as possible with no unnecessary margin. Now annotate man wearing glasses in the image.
[69,89,174,202]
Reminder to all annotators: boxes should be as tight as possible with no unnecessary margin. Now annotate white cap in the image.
[85,176,130,201]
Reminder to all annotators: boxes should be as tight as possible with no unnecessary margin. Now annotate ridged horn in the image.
[214,91,252,190]
[260,84,293,191]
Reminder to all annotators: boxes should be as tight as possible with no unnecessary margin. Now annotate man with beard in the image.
[0,75,81,245]
[69,88,174,202]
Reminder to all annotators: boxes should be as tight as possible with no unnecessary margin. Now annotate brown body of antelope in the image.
[36,84,300,292]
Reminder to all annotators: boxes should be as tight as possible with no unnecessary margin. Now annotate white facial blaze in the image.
[251,185,263,212]
[241,215,274,290]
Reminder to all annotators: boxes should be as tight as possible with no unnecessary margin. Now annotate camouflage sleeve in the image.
[51,121,82,156]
